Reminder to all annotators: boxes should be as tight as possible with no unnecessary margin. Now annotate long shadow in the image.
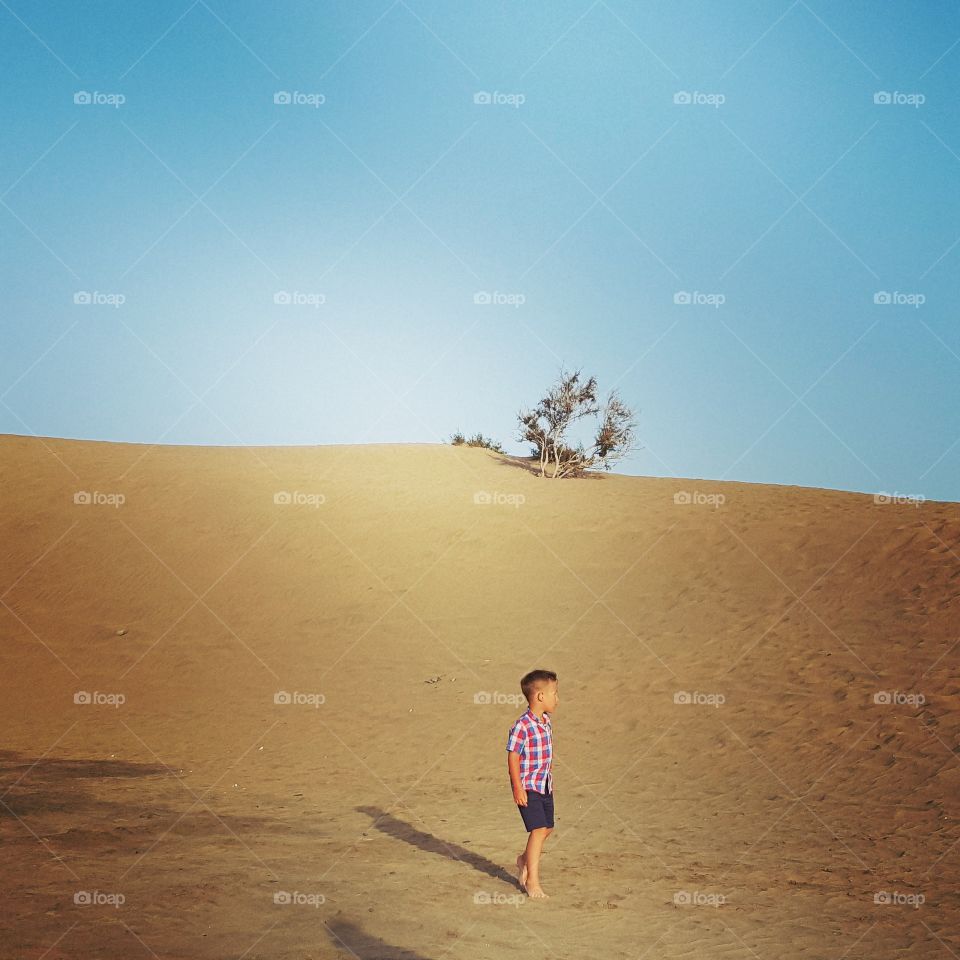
[0,751,178,819]
[0,749,178,780]
[356,806,515,887]
[0,750,324,837]
[326,919,435,960]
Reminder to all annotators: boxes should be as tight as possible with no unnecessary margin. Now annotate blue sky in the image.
[2,0,959,500]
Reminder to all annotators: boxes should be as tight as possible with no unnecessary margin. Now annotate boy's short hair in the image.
[520,669,558,703]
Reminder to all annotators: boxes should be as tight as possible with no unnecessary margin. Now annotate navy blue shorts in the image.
[517,789,554,831]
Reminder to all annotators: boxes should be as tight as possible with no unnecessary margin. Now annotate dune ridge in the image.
[1,434,958,959]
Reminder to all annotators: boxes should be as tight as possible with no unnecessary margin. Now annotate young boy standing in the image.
[506,669,559,899]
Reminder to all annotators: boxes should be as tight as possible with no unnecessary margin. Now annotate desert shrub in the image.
[449,432,504,453]
[517,368,637,478]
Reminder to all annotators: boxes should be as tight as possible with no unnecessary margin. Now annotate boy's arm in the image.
[507,750,527,806]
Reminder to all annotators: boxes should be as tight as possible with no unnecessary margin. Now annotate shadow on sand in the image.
[325,919,437,960]
[0,750,178,819]
[356,805,516,887]
[0,750,324,837]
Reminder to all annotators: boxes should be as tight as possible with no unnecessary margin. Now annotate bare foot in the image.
[526,883,549,899]
[515,855,528,891]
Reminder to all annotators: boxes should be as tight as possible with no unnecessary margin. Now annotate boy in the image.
[506,669,558,899]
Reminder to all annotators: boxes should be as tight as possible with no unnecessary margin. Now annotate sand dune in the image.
[1,434,958,959]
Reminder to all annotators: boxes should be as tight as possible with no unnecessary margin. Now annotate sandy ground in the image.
[1,433,958,959]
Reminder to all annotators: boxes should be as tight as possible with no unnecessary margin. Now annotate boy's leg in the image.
[515,852,528,891]
[517,827,552,884]
[522,827,550,898]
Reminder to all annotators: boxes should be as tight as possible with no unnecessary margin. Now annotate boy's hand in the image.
[507,751,526,805]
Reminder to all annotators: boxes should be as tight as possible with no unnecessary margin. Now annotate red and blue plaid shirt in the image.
[506,707,553,794]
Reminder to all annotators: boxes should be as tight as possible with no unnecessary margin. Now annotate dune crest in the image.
[1,435,957,958]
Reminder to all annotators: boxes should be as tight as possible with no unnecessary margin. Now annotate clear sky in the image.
[2,1,959,500]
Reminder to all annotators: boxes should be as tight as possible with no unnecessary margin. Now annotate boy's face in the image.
[537,680,559,713]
